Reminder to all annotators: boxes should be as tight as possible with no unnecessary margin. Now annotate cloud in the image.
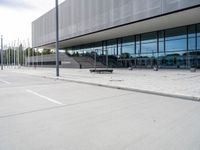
[0,0,66,45]
[0,0,37,10]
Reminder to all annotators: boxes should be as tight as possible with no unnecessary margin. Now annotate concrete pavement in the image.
[5,67,200,100]
[0,71,200,150]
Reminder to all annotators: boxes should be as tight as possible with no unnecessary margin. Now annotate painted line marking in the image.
[26,89,63,105]
[0,79,11,85]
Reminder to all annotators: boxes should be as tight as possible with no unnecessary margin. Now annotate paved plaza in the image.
[0,70,200,150]
[6,67,200,100]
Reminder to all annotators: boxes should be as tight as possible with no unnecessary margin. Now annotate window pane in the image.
[159,31,164,54]
[188,25,196,50]
[122,36,135,57]
[93,42,102,55]
[141,32,157,57]
[107,39,117,55]
[197,24,200,50]
[165,27,187,52]
[136,35,140,56]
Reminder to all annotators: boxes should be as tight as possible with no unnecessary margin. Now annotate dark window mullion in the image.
[186,26,189,68]
[195,24,198,50]
[157,31,159,53]
[164,30,166,55]
[134,35,136,55]
[139,34,141,55]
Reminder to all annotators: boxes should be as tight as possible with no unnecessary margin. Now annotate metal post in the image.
[42,50,43,68]
[1,35,3,70]
[13,42,16,68]
[27,39,30,68]
[9,44,10,68]
[31,48,33,68]
[55,0,59,77]
[10,43,12,68]
[94,50,97,70]
[27,48,29,67]
[12,42,14,68]
[106,48,108,69]
[32,49,34,68]
[23,41,25,67]
[6,46,8,68]
[18,40,20,68]
[37,48,38,68]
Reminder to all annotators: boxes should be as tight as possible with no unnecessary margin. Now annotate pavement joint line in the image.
[26,89,63,105]
[0,82,66,90]
[0,79,11,85]
[0,92,132,119]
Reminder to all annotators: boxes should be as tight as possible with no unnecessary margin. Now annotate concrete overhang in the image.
[41,6,200,49]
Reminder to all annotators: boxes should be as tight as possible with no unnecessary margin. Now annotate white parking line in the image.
[26,89,63,105]
[0,79,11,85]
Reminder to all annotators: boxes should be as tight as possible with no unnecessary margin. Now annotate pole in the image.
[18,39,20,68]
[94,50,97,70]
[14,41,16,68]
[27,39,30,68]
[6,46,8,68]
[36,48,38,68]
[11,41,14,68]
[9,44,10,68]
[55,0,59,77]
[32,48,34,68]
[23,41,25,67]
[42,49,43,68]
[12,42,13,68]
[106,48,108,69]
[0,36,2,70]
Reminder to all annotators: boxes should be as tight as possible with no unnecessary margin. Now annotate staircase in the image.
[72,56,105,68]
[26,53,105,69]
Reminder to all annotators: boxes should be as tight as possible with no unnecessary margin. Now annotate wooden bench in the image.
[90,69,113,74]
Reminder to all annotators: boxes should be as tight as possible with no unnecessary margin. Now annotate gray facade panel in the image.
[32,0,200,47]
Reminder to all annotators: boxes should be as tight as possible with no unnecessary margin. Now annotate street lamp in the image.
[1,35,3,70]
[55,0,59,77]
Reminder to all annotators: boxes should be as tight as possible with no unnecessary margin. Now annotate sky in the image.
[0,0,65,47]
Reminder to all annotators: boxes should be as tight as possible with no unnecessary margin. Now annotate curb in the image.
[44,75,200,102]
[5,70,200,102]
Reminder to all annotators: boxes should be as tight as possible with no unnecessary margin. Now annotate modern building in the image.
[32,0,200,69]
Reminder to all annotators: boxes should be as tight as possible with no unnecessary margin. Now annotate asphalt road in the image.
[0,71,200,150]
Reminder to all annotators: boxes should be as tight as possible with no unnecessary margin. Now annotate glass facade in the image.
[66,23,200,69]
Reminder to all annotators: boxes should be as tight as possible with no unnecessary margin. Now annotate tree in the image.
[42,49,53,55]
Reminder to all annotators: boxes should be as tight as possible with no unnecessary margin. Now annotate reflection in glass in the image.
[165,27,187,52]
[136,35,140,56]
[188,25,196,50]
[65,24,200,69]
[122,36,135,58]
[141,32,157,56]
[197,24,200,49]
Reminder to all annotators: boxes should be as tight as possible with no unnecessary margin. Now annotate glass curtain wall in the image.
[165,27,187,68]
[158,31,165,67]
[120,36,135,67]
[141,32,157,68]
[188,25,196,67]
[107,39,118,67]
[66,23,200,69]
[197,24,200,67]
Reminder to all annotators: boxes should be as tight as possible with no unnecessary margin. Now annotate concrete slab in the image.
[0,71,200,150]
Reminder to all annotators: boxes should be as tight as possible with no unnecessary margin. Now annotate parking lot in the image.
[0,71,200,150]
